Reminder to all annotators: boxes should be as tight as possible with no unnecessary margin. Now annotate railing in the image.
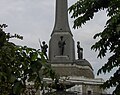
[44,91,112,95]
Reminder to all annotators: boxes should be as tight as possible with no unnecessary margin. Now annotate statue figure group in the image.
[77,41,83,59]
[58,36,66,55]
[40,38,83,60]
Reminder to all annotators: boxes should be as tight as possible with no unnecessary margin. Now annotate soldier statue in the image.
[40,41,48,59]
[77,41,83,59]
[58,36,66,55]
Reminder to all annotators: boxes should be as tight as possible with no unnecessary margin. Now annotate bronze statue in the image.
[58,36,66,55]
[77,41,83,59]
[40,41,48,59]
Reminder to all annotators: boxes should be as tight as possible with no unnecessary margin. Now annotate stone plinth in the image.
[50,59,94,79]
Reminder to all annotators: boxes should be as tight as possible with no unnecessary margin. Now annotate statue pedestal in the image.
[49,55,72,63]
[51,55,71,63]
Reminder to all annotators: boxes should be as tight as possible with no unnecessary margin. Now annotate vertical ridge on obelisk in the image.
[52,0,72,36]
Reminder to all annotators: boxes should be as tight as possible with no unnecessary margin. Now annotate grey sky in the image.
[0,0,113,93]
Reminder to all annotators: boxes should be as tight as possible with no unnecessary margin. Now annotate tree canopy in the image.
[69,0,120,94]
[0,24,55,95]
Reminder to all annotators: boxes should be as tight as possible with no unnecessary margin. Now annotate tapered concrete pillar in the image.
[49,0,75,63]
[51,0,72,35]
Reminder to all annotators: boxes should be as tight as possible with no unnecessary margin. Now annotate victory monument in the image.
[49,0,94,79]
[46,0,106,95]
[35,0,107,95]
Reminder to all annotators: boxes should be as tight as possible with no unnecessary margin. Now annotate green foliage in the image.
[69,0,120,94]
[0,24,55,95]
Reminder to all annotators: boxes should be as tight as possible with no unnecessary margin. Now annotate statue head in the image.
[77,41,80,44]
[42,41,45,45]
[60,36,63,40]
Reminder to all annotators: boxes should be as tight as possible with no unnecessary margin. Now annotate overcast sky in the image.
[0,0,114,93]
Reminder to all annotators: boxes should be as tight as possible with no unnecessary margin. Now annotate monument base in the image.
[51,63,94,78]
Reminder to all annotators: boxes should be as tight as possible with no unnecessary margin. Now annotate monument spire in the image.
[49,0,75,62]
[52,0,72,36]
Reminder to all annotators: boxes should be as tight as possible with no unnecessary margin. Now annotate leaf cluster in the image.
[0,24,55,95]
[69,0,120,94]
[69,0,109,28]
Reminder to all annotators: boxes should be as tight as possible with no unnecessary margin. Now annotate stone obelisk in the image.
[51,0,72,35]
[49,0,75,63]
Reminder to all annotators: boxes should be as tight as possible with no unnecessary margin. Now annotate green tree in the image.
[69,0,120,94]
[0,24,55,95]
